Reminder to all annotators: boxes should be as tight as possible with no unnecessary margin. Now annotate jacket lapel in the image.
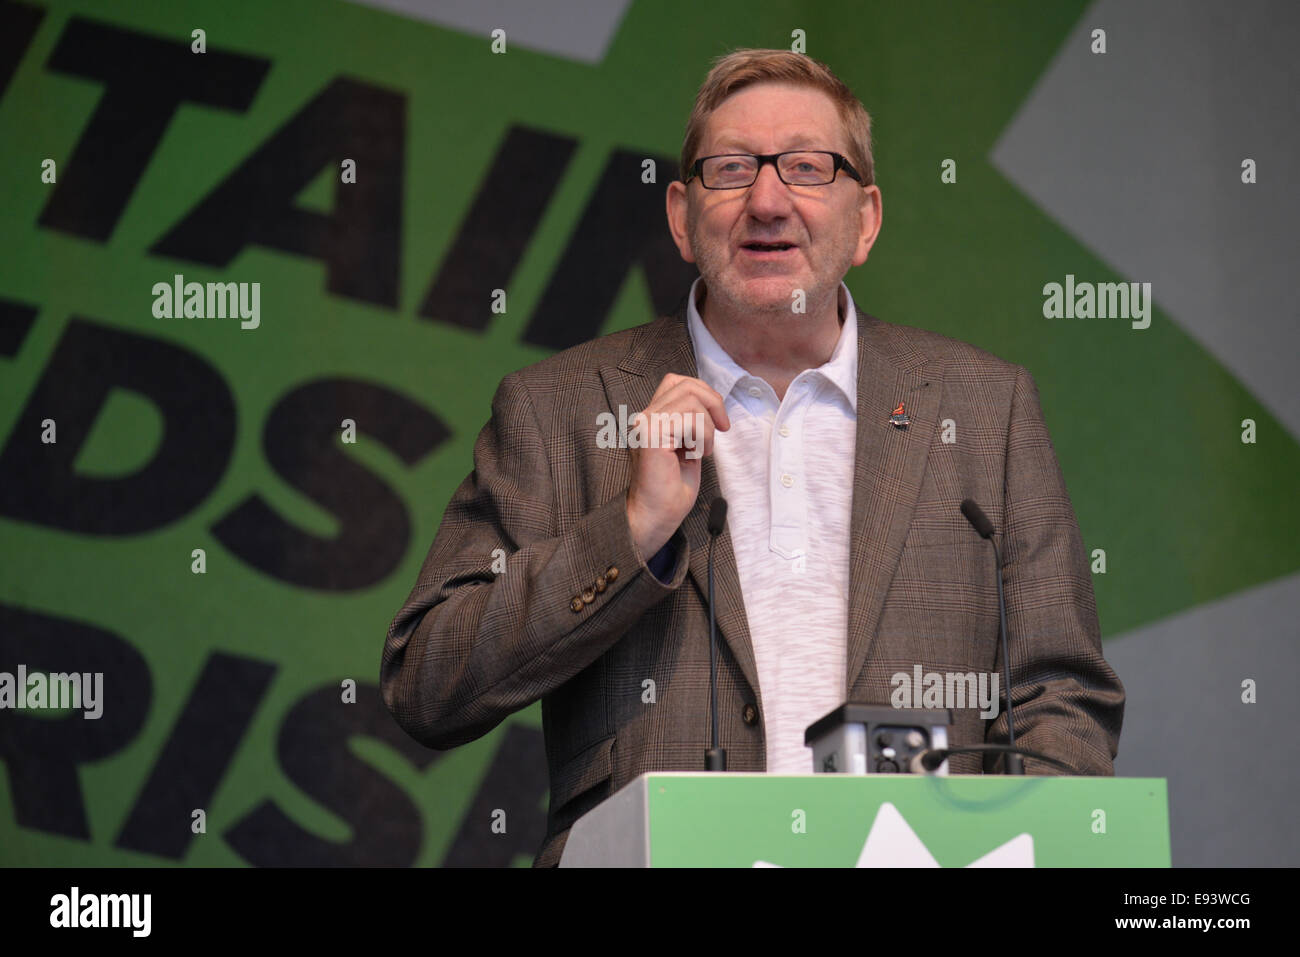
[600,305,763,706]
[681,448,762,707]
[844,317,942,692]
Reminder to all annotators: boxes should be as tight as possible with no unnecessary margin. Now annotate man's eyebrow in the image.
[709,135,827,153]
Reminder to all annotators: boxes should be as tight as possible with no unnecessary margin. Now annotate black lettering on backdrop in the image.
[440,723,548,867]
[152,78,405,308]
[0,0,44,100]
[224,683,439,866]
[523,148,697,350]
[0,297,38,357]
[39,16,268,241]
[0,318,236,534]
[211,379,447,591]
[0,605,151,839]
[418,125,576,330]
[116,653,276,859]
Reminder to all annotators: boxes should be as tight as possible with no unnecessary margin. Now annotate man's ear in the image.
[852,184,882,267]
[666,180,697,264]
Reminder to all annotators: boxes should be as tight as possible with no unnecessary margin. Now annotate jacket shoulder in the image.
[860,313,1023,382]
[507,315,677,386]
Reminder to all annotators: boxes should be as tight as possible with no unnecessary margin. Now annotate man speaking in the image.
[381,48,1125,868]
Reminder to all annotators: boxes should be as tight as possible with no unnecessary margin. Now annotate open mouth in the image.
[740,241,797,256]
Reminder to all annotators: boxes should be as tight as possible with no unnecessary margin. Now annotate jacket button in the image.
[594,575,608,593]
[742,703,759,726]
[569,596,584,613]
[606,566,619,582]
[581,588,595,604]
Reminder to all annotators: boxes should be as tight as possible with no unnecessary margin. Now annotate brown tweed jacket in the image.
[380,297,1125,868]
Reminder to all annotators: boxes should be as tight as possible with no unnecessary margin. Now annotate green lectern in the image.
[559,773,1170,867]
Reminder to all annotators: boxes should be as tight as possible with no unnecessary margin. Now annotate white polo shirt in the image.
[685,277,857,773]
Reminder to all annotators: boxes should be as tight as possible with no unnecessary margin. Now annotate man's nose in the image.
[745,161,794,214]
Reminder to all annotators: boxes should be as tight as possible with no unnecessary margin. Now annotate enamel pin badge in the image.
[888,402,910,429]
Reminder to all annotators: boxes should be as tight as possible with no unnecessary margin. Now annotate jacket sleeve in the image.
[984,365,1126,774]
[381,371,689,750]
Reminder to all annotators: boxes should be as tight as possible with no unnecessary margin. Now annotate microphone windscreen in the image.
[960,498,995,539]
[707,497,728,536]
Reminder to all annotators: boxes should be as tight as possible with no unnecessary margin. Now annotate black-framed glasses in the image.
[685,151,864,189]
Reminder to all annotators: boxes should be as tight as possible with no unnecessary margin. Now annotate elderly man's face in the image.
[668,81,881,318]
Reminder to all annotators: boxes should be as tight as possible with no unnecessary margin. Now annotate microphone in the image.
[960,498,995,539]
[705,497,728,771]
[959,498,1024,775]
